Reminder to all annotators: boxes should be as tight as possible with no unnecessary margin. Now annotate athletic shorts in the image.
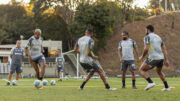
[145,58,164,69]
[57,65,63,72]
[121,60,136,71]
[10,63,22,73]
[32,55,46,64]
[80,61,101,74]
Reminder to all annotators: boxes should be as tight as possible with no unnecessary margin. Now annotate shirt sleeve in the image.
[118,41,122,49]
[144,36,150,45]
[88,39,94,50]
[132,40,137,48]
[25,37,33,48]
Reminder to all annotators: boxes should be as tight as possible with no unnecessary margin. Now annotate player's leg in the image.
[39,62,46,80]
[58,72,63,81]
[121,70,126,88]
[121,61,128,88]
[97,68,111,89]
[31,62,40,79]
[80,72,94,89]
[7,64,16,85]
[129,60,136,89]
[139,60,155,90]
[155,63,170,91]
[130,70,136,89]
[38,56,46,81]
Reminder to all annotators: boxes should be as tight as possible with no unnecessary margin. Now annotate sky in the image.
[0,0,150,8]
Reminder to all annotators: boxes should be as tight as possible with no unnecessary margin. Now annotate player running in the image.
[118,31,139,89]
[55,51,65,81]
[25,29,46,83]
[7,40,25,86]
[139,25,170,91]
[74,28,116,90]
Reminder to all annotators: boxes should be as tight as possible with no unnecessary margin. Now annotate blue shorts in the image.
[121,60,136,71]
[32,55,46,64]
[10,63,22,73]
[57,65,63,72]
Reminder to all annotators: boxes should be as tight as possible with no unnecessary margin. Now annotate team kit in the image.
[6,25,170,91]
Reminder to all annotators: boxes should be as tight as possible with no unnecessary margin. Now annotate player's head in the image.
[16,40,21,48]
[146,25,154,35]
[122,31,129,40]
[85,28,94,37]
[34,29,42,39]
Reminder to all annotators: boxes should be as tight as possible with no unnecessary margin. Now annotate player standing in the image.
[139,25,170,91]
[7,40,25,86]
[55,51,65,81]
[25,29,46,83]
[74,28,116,90]
[118,31,139,89]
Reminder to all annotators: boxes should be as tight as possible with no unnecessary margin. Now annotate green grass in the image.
[0,78,179,101]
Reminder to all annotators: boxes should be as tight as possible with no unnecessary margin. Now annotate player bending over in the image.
[118,31,139,89]
[7,40,25,86]
[74,28,116,90]
[25,29,46,83]
[139,25,170,91]
[55,51,65,81]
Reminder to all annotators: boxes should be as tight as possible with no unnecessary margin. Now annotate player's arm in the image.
[139,36,150,61]
[41,45,44,53]
[133,41,139,61]
[10,48,14,58]
[74,41,80,53]
[161,42,169,67]
[118,41,123,63]
[25,39,32,63]
[88,39,98,60]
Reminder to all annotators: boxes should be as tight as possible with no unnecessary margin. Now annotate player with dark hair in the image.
[139,25,170,91]
[74,28,116,90]
[118,31,139,89]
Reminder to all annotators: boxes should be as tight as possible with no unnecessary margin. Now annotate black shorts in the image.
[80,61,101,74]
[145,58,164,69]
[121,60,136,71]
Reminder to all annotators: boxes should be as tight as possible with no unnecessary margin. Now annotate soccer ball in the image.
[50,80,56,86]
[12,80,18,86]
[43,80,48,86]
[34,80,43,88]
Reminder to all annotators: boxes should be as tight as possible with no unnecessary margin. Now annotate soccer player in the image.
[7,40,25,86]
[55,51,65,81]
[74,28,116,90]
[139,25,170,91]
[25,29,46,83]
[118,31,139,89]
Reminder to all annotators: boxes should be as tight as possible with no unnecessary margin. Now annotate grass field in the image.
[0,78,179,101]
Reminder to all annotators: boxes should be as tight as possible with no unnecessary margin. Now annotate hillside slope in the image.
[99,13,180,76]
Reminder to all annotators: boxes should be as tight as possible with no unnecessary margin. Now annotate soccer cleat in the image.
[6,82,10,86]
[161,88,171,91]
[58,78,62,81]
[78,87,83,90]
[122,85,126,89]
[144,83,156,91]
[133,85,137,89]
[106,88,117,91]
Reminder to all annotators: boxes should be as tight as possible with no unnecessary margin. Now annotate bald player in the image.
[7,40,25,86]
[25,29,46,85]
